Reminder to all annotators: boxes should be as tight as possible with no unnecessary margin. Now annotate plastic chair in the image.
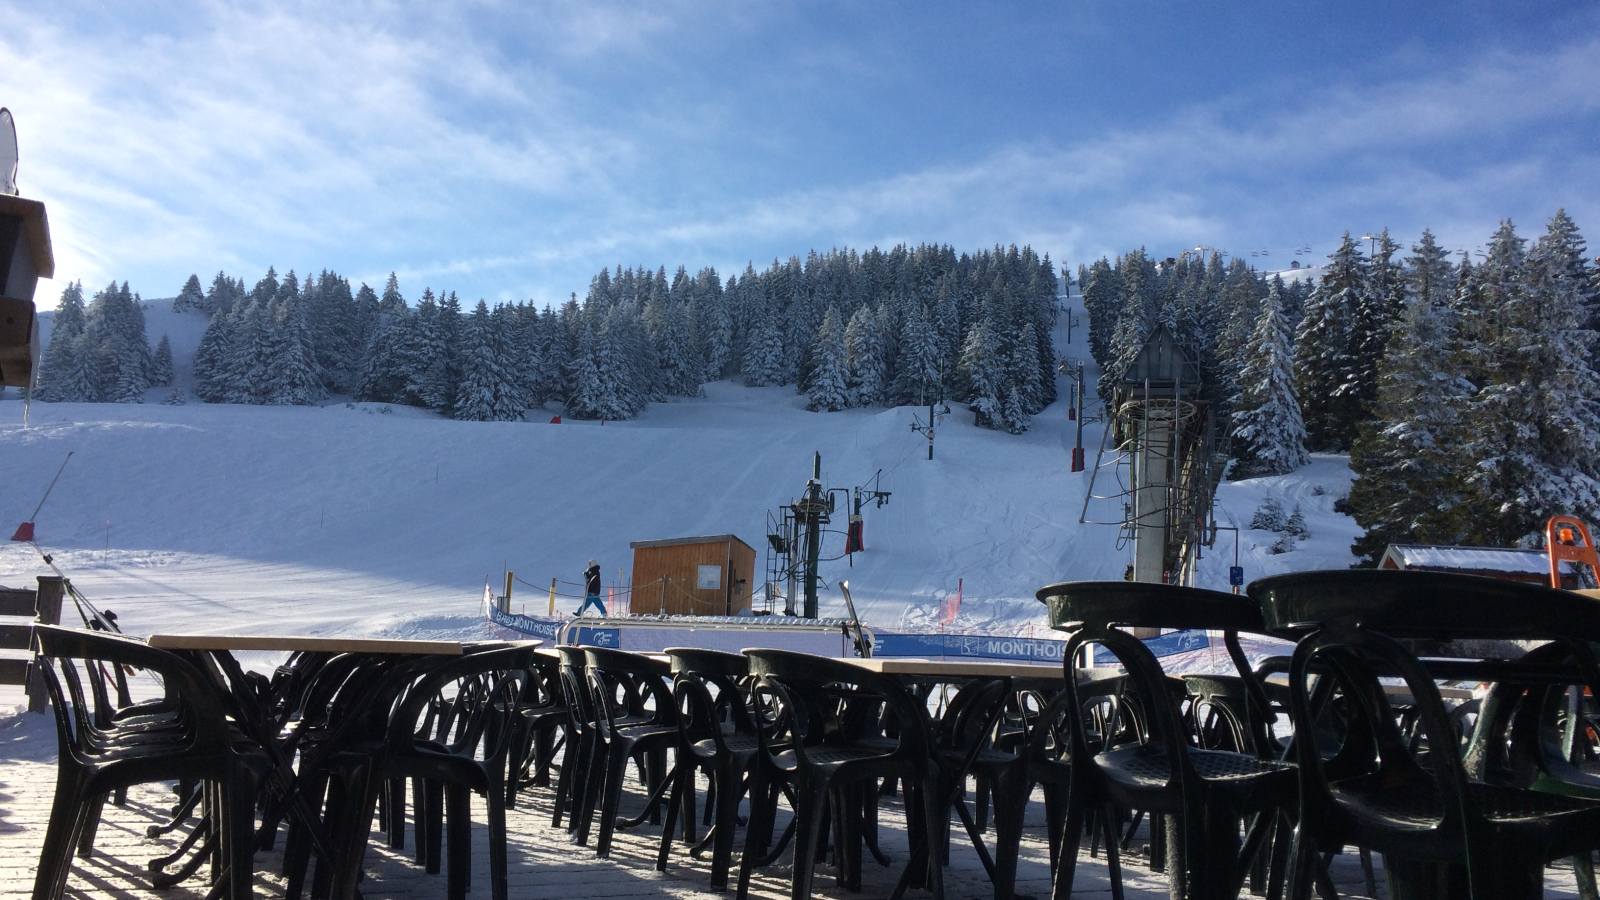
[30,624,271,900]
[583,646,679,857]
[325,645,533,900]
[550,646,598,833]
[739,649,945,900]
[1037,581,1297,900]
[1252,569,1600,900]
[656,647,761,890]
[507,651,566,805]
[925,675,1027,900]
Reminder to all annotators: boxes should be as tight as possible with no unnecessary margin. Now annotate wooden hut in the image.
[629,534,757,617]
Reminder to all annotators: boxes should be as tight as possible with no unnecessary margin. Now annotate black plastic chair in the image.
[656,647,761,891]
[924,675,1027,900]
[31,624,271,900]
[508,651,566,805]
[583,646,679,857]
[550,646,598,834]
[739,649,945,900]
[1252,569,1600,900]
[1037,581,1296,900]
[325,645,533,900]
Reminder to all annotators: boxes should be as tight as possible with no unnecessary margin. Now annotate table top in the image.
[148,634,473,655]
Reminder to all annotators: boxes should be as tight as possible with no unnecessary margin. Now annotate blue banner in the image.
[570,626,620,648]
[1141,629,1210,657]
[872,632,1068,663]
[487,606,563,641]
[871,629,1209,662]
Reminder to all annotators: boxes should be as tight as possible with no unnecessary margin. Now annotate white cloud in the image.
[1,1,1594,307]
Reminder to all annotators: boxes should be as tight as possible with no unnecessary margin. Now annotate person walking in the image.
[578,559,606,616]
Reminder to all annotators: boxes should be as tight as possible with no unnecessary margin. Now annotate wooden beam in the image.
[0,657,29,685]
[0,622,32,649]
[0,588,34,617]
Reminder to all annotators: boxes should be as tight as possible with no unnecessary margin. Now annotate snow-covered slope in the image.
[1,299,1363,662]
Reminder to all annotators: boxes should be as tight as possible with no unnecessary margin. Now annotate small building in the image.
[1379,543,1587,589]
[630,534,757,617]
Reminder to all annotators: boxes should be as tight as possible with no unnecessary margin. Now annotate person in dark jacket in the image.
[578,559,605,616]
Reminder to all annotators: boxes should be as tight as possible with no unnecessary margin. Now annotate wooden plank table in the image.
[148,634,469,655]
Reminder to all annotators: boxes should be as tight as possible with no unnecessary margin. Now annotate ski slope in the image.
[1,298,1364,680]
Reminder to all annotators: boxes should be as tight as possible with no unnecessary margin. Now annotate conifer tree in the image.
[1008,321,1045,415]
[649,299,701,397]
[805,307,850,412]
[173,274,205,312]
[1295,233,1365,449]
[150,334,174,387]
[956,318,1003,427]
[1347,231,1472,562]
[222,298,271,403]
[455,301,525,421]
[843,304,884,407]
[741,288,787,387]
[35,281,85,401]
[265,291,327,405]
[564,318,607,419]
[1344,229,1401,421]
[192,308,233,402]
[1231,277,1308,477]
[1446,216,1600,544]
[204,271,242,315]
[890,307,941,405]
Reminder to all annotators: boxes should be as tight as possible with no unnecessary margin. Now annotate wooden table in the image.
[148,633,471,655]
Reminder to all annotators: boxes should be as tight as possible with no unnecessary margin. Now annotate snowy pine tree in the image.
[956,318,1003,428]
[35,281,86,401]
[843,304,884,407]
[455,301,525,421]
[192,308,233,402]
[1295,233,1365,450]
[741,287,787,387]
[1230,277,1309,477]
[1445,216,1600,545]
[173,274,205,312]
[805,307,850,412]
[150,334,174,387]
[265,288,327,405]
[1343,229,1401,422]
[889,307,941,406]
[1347,229,1470,562]
[1251,496,1288,531]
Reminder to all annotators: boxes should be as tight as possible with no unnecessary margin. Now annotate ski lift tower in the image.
[1080,326,1227,589]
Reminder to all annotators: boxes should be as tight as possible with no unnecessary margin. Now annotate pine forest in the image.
[30,213,1600,555]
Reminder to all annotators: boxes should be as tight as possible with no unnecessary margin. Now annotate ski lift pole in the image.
[1072,362,1086,472]
[11,451,72,542]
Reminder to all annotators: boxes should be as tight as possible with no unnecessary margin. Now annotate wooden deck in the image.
[0,743,1587,899]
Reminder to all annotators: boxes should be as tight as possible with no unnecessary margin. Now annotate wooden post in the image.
[27,575,64,714]
[548,578,557,616]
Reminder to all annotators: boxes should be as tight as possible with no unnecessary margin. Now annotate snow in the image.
[1385,545,1551,576]
[2,296,1367,679]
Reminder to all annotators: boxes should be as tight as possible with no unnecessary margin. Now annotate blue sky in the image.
[5,0,1598,308]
